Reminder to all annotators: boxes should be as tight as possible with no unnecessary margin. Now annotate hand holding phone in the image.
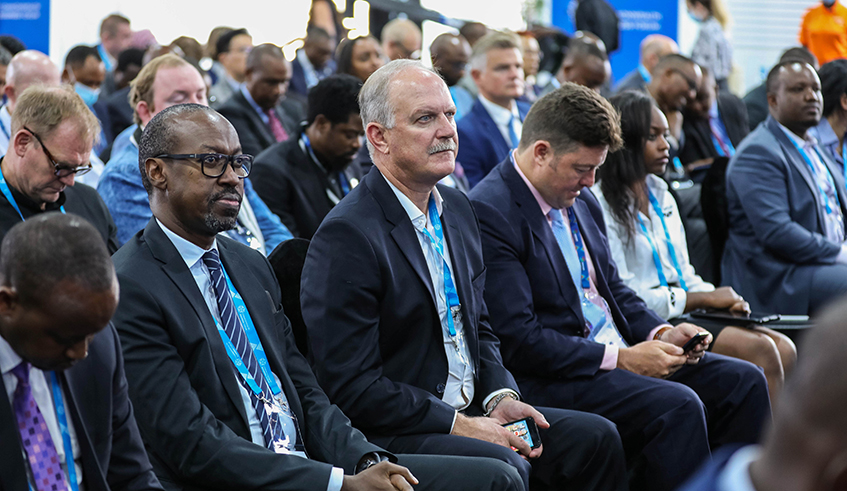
[503,417,542,452]
[681,332,709,353]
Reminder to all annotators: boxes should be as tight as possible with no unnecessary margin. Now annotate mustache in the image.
[428,140,457,155]
[210,187,242,203]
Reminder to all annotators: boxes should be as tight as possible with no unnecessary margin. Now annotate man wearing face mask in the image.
[800,0,847,66]
[62,45,109,168]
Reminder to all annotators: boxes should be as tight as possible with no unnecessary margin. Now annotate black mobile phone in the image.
[503,417,542,451]
[681,332,709,353]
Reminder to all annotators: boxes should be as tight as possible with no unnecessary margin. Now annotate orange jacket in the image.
[800,2,847,65]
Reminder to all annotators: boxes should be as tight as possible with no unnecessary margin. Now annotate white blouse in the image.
[591,175,713,319]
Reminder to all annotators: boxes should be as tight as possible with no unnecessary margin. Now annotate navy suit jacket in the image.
[457,98,531,188]
[301,167,519,447]
[289,55,336,99]
[217,90,299,158]
[723,116,847,314]
[468,160,665,380]
[0,325,161,491]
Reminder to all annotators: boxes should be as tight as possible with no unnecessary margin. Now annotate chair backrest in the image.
[267,238,311,358]
[700,156,731,284]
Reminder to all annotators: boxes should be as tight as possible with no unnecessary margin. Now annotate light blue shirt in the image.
[155,219,344,491]
[715,445,759,491]
[478,95,522,149]
[241,85,269,125]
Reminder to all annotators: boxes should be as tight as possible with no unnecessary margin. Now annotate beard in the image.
[204,186,241,233]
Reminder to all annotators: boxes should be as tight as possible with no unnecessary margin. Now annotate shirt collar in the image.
[512,151,554,217]
[814,117,841,147]
[380,170,443,232]
[777,121,818,148]
[156,218,219,271]
[296,49,316,72]
[240,84,267,120]
[716,446,761,491]
[0,334,22,376]
[478,95,519,127]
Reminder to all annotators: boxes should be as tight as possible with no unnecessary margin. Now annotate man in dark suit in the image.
[469,83,771,491]
[678,300,847,491]
[1,213,161,491]
[0,84,118,253]
[726,61,847,315]
[252,74,363,239]
[457,32,531,188]
[613,34,678,94]
[112,102,523,491]
[302,59,628,491]
[289,26,337,99]
[217,43,299,157]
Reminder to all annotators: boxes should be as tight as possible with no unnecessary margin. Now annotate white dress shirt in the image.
[478,95,522,148]
[0,104,11,154]
[592,175,714,319]
[1,336,84,490]
[156,219,344,491]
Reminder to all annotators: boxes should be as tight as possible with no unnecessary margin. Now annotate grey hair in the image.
[358,59,439,156]
[469,31,521,72]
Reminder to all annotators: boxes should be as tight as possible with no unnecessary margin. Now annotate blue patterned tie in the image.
[201,249,292,452]
[548,209,582,291]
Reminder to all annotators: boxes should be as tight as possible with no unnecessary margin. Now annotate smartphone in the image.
[681,332,710,353]
[503,417,542,451]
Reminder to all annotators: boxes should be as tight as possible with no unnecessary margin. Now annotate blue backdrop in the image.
[551,0,678,87]
[0,0,50,54]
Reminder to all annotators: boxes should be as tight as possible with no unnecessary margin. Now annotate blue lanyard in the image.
[212,261,281,397]
[637,189,688,291]
[420,194,462,336]
[302,134,350,197]
[841,140,846,179]
[566,207,591,290]
[790,138,841,214]
[0,168,66,220]
[47,372,79,491]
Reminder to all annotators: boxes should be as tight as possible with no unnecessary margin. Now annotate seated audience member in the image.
[112,102,524,491]
[468,83,771,491]
[725,61,847,315]
[540,32,610,95]
[647,54,702,154]
[0,85,117,252]
[0,50,61,153]
[217,44,299,158]
[678,298,847,491]
[302,60,628,491]
[98,54,291,251]
[95,47,145,147]
[809,59,847,176]
[381,19,422,61]
[208,28,252,108]
[0,35,26,56]
[96,14,132,73]
[252,75,363,239]
[575,0,620,54]
[744,47,818,132]
[457,32,531,188]
[455,22,490,98]
[289,26,337,98]
[593,90,794,403]
[62,45,106,110]
[0,213,162,491]
[614,34,679,94]
[430,33,474,119]
[0,46,10,97]
[204,26,232,86]
[517,31,542,103]
[169,36,204,62]
[679,66,749,174]
[687,0,733,91]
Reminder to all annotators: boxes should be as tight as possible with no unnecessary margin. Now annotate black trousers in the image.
[382,407,627,491]
[518,352,771,491]
[396,454,523,491]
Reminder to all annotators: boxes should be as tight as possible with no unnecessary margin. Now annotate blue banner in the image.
[0,0,50,54]
[550,0,678,89]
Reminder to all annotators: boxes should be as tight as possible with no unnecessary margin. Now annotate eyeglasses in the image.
[670,68,699,92]
[154,153,253,178]
[23,126,93,177]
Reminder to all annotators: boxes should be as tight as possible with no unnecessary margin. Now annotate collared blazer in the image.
[112,220,382,490]
[217,90,299,158]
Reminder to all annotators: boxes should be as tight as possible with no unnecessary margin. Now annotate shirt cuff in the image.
[482,388,520,414]
[668,287,687,319]
[328,467,344,491]
[837,244,847,264]
[648,324,674,343]
[450,410,458,433]
[599,344,620,370]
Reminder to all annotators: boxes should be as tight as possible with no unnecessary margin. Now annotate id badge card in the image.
[582,293,628,349]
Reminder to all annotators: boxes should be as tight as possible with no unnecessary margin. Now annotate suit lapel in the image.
[818,145,847,216]
[142,220,250,428]
[500,163,585,324]
[475,101,510,156]
[236,92,274,147]
[0,375,29,490]
[441,201,478,357]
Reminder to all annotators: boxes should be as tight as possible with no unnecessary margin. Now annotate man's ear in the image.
[532,140,553,167]
[313,114,331,135]
[146,157,168,192]
[366,122,389,156]
[840,93,847,113]
[0,286,19,319]
[11,129,32,158]
[136,101,153,126]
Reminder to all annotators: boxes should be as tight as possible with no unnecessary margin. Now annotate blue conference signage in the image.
[0,0,50,54]
[550,0,678,87]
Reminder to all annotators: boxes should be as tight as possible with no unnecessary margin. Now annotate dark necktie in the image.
[12,362,69,491]
[266,109,290,143]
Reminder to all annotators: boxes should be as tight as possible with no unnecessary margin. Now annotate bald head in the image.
[430,33,471,86]
[640,34,679,73]
[381,19,422,60]
[4,50,61,113]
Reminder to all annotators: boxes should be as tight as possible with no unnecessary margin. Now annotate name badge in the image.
[582,294,628,349]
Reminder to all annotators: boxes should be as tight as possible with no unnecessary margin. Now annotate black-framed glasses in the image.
[670,68,698,92]
[154,153,253,178]
[23,126,93,177]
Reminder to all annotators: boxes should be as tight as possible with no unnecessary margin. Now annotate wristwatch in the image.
[355,453,387,474]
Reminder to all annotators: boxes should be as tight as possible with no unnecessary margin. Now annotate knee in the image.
[776,335,798,373]
[486,459,525,491]
[743,334,784,378]
[560,412,625,460]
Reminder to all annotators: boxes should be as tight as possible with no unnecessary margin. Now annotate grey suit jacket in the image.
[112,219,384,490]
[723,116,847,314]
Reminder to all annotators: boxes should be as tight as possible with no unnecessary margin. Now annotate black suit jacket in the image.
[217,90,299,157]
[252,134,363,239]
[469,161,665,380]
[112,220,384,490]
[0,325,162,491]
[743,82,768,133]
[301,168,519,447]
[680,92,750,165]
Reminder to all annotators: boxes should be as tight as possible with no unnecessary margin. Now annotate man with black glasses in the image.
[0,84,117,252]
